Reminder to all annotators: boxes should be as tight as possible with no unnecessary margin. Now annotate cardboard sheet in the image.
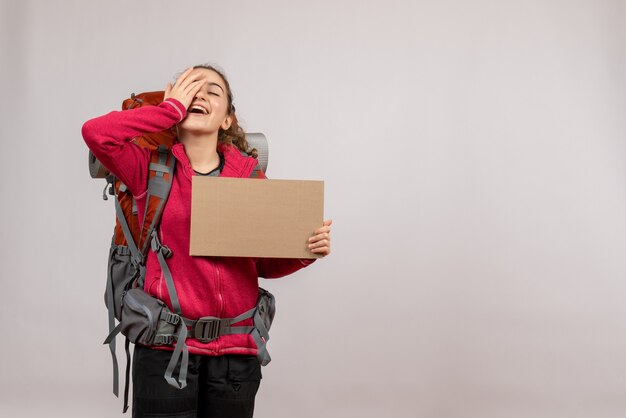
[190,177,324,258]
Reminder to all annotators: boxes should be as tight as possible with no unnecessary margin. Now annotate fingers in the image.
[310,220,332,242]
[174,67,203,97]
[173,66,195,89]
[308,239,330,256]
[310,246,329,256]
[168,67,209,108]
[308,238,329,249]
[308,232,330,243]
[315,227,330,235]
[313,219,333,234]
[308,219,332,256]
[184,79,207,95]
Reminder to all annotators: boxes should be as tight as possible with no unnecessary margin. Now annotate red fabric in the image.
[82,98,316,356]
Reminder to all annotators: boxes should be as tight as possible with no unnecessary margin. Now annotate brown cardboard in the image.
[190,177,324,259]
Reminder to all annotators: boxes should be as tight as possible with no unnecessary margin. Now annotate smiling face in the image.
[177,68,232,135]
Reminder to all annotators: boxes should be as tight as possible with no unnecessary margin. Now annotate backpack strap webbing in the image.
[150,229,189,389]
[126,144,178,410]
[138,145,177,265]
[104,188,143,403]
[104,144,176,413]
[251,294,273,366]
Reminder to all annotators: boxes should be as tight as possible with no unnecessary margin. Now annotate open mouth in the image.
[188,104,209,116]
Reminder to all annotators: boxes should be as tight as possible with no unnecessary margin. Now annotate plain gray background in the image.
[1,0,626,417]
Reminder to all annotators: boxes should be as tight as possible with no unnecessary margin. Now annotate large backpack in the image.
[88,91,274,413]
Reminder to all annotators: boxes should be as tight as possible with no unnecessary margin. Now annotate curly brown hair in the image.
[173,63,258,159]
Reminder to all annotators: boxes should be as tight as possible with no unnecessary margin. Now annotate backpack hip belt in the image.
[123,300,260,347]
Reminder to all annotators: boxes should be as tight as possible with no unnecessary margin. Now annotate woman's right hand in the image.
[163,66,207,111]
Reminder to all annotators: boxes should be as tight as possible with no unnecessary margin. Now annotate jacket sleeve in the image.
[81,98,187,196]
[251,167,318,278]
[255,257,317,279]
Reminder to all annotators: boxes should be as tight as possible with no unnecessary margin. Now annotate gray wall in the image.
[1,0,625,417]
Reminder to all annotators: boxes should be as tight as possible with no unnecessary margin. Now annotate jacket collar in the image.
[171,139,258,179]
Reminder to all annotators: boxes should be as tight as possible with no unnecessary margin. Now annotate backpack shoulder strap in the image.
[136,146,190,390]
[137,144,176,261]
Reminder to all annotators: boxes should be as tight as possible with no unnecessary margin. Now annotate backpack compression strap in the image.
[251,293,274,366]
[150,229,189,389]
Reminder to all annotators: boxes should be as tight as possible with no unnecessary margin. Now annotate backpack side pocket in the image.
[120,288,178,346]
[105,243,139,321]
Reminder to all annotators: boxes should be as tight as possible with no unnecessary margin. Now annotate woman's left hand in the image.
[308,219,332,257]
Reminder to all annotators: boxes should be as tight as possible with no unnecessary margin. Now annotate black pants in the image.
[132,344,262,418]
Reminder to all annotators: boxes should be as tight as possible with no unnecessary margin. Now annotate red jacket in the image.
[82,98,316,356]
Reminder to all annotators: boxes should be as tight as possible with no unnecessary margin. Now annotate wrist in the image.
[161,98,186,122]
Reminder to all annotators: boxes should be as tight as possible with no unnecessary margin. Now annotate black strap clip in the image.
[161,311,181,325]
[154,334,174,346]
[193,317,225,343]
[150,230,173,259]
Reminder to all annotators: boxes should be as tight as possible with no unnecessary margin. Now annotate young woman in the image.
[82,64,332,418]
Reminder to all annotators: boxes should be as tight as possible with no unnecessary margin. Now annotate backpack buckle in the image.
[150,230,173,259]
[193,317,224,343]
[162,311,180,325]
[154,334,174,346]
[161,245,173,259]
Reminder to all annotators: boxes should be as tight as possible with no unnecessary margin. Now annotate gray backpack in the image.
[91,142,274,413]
